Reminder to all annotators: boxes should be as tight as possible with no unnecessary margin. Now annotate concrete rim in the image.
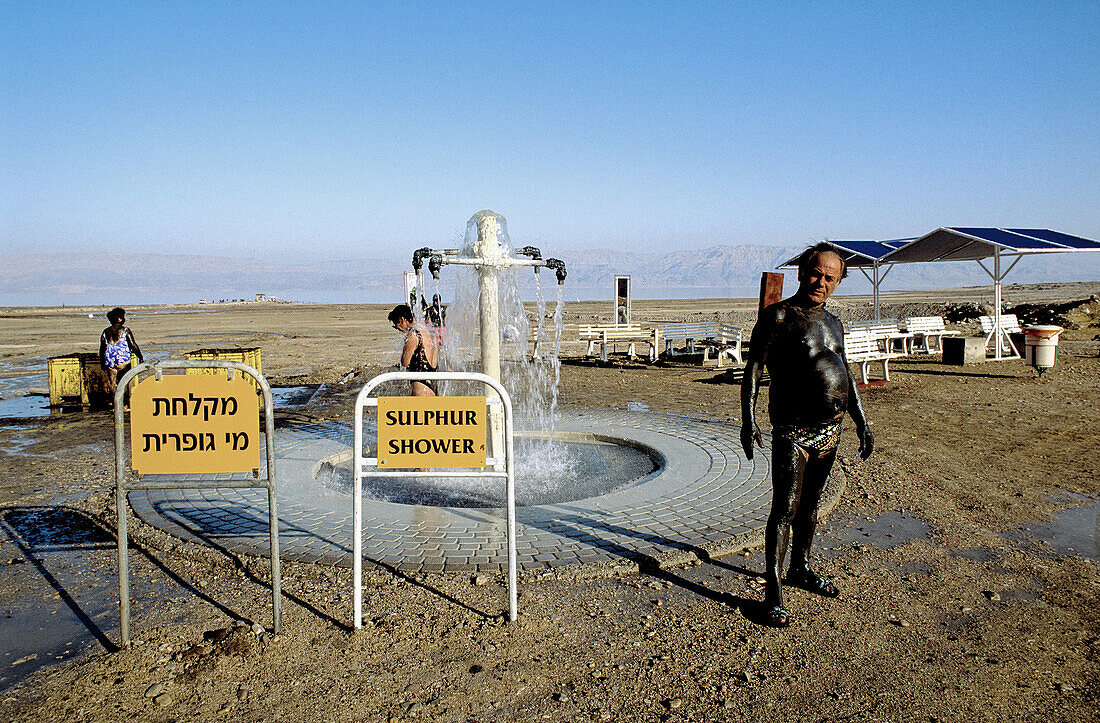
[128,409,847,573]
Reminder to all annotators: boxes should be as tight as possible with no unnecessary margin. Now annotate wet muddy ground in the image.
[1,286,1098,721]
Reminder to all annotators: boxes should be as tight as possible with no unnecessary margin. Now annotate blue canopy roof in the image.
[777,238,914,269]
[881,227,1100,263]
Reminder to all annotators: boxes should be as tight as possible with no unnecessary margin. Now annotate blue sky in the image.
[3,2,1098,262]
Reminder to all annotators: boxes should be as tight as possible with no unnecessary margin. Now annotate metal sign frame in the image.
[614,274,631,325]
[403,270,418,310]
[114,360,281,645]
[353,371,517,628]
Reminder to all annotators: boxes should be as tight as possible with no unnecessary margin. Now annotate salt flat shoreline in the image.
[3,279,1099,315]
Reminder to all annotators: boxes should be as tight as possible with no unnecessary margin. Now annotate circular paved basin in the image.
[129,410,782,572]
[317,432,660,507]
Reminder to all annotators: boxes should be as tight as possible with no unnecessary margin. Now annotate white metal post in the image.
[353,371,518,630]
[873,262,880,321]
[993,247,1003,359]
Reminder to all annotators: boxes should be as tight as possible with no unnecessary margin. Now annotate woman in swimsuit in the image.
[388,304,439,397]
[99,306,144,398]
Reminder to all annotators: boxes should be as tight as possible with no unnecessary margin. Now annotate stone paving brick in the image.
[128,411,845,573]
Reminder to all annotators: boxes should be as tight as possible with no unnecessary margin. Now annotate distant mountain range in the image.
[3,245,1100,306]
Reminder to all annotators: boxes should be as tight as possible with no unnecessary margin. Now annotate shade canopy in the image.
[880,227,1100,264]
[776,228,1100,357]
[880,227,1100,359]
[777,239,912,270]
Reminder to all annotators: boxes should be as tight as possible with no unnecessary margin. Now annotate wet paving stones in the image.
[127,410,803,572]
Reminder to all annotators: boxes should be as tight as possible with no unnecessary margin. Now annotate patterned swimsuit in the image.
[103,332,132,369]
[406,328,437,393]
[772,418,843,454]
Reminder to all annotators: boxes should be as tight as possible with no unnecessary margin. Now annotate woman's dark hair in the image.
[796,242,848,280]
[107,307,126,324]
[388,304,414,324]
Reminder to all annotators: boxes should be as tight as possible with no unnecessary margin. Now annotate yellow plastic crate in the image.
[48,352,112,407]
[184,348,263,393]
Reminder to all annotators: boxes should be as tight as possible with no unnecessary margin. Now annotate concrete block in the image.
[942,336,986,365]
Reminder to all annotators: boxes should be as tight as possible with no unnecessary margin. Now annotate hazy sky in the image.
[3,2,1098,262]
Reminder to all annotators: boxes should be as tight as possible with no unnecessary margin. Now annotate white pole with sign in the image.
[353,371,517,628]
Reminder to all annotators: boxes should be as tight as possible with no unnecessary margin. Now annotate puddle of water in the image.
[0,507,117,691]
[819,509,933,557]
[1,425,54,456]
[0,394,52,418]
[271,384,319,408]
[1008,496,1099,562]
[0,505,194,692]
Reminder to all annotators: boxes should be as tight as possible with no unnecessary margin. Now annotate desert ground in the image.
[0,281,1098,722]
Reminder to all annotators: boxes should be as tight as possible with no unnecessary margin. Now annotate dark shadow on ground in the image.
[892,365,1024,380]
[522,508,772,626]
[558,357,653,370]
[143,497,352,630]
[696,369,752,385]
[360,560,493,620]
[0,506,120,653]
[145,496,491,624]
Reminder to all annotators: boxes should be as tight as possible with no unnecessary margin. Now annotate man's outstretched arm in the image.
[740,311,775,460]
[843,356,874,460]
[740,360,765,459]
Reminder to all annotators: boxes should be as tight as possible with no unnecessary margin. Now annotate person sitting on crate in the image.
[99,307,144,399]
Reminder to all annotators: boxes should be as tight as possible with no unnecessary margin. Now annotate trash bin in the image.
[1023,325,1063,372]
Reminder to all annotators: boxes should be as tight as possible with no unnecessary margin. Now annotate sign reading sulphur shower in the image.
[130,373,260,474]
[377,396,487,468]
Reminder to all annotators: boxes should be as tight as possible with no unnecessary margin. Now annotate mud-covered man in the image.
[741,243,873,627]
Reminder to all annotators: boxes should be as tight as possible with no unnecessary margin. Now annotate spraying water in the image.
[428,212,574,492]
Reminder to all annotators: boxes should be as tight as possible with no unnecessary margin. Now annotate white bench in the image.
[526,330,560,360]
[979,314,1022,358]
[846,318,913,354]
[579,324,658,363]
[656,321,745,367]
[844,329,903,384]
[904,316,959,354]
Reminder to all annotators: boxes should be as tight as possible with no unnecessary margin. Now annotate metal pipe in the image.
[427,254,443,280]
[515,245,542,261]
[474,213,504,385]
[994,248,1002,359]
[412,247,433,273]
[544,258,567,285]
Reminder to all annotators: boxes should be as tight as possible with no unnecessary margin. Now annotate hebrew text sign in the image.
[130,373,260,474]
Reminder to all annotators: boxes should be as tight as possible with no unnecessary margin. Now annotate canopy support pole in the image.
[976,249,1021,360]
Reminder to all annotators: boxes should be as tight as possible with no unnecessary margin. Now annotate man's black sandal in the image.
[763,605,791,627]
[787,571,840,598]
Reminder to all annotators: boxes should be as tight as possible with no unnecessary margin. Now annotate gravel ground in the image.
[0,283,1097,721]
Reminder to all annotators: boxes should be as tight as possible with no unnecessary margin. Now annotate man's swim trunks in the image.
[772,418,843,454]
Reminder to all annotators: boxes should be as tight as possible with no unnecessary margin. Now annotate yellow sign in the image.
[377,396,487,469]
[130,373,260,474]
